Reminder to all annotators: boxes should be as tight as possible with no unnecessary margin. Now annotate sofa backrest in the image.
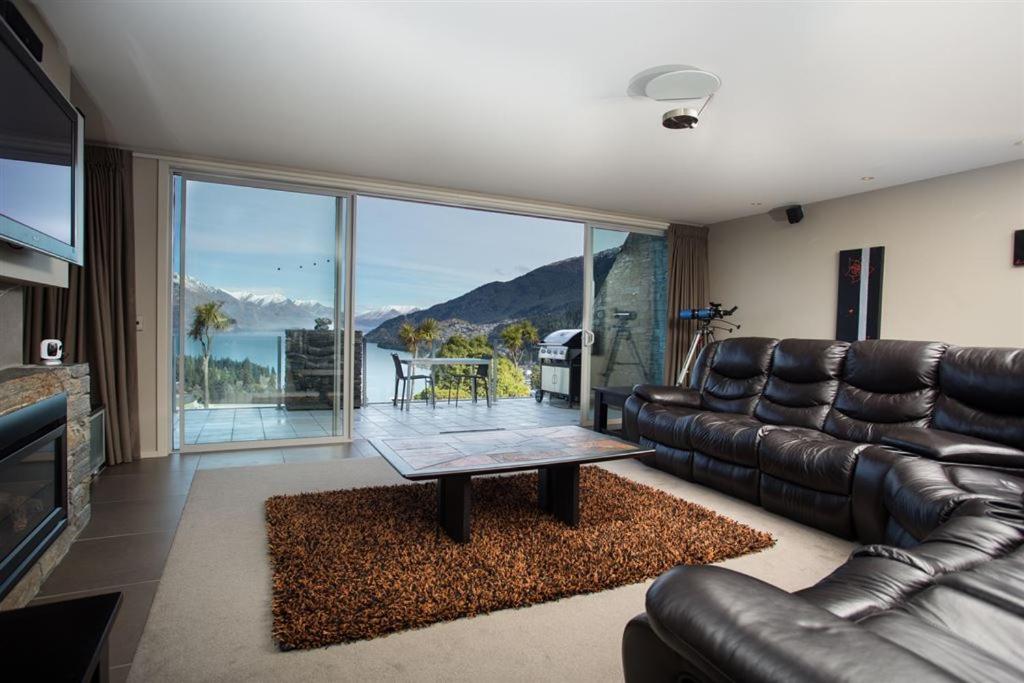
[755,339,849,429]
[689,341,718,390]
[932,346,1024,450]
[823,340,947,442]
[699,337,778,415]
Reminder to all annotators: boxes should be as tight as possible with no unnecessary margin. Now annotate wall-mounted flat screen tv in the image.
[0,18,84,265]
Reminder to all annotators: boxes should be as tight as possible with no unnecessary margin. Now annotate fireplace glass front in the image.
[0,393,68,600]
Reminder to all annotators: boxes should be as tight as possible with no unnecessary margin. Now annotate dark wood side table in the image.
[593,386,635,436]
[0,591,122,682]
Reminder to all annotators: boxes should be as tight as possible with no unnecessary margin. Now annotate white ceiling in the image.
[35,1,1024,225]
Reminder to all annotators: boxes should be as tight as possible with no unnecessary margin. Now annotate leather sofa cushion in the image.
[760,475,853,537]
[759,429,866,495]
[938,547,1024,617]
[796,555,933,620]
[823,340,946,443]
[880,458,1024,544]
[860,605,1023,681]
[643,565,959,682]
[920,504,1024,561]
[842,339,946,393]
[755,339,848,430]
[689,412,765,466]
[691,453,760,504]
[932,345,1024,450]
[633,384,701,408]
[700,337,777,415]
[881,426,1024,467]
[640,438,693,480]
[636,403,703,451]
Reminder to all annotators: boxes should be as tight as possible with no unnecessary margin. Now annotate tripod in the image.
[602,317,647,384]
[675,317,740,386]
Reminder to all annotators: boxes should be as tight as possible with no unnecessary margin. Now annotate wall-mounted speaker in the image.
[786,205,804,224]
[1014,229,1023,267]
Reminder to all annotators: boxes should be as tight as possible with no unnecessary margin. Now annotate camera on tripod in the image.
[679,302,737,321]
[601,310,646,383]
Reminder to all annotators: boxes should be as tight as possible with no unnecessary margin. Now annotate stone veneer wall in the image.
[0,364,92,610]
[591,234,668,387]
[284,330,362,410]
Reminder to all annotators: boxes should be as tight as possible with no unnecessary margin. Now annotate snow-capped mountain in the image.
[173,274,334,331]
[172,275,416,332]
[354,305,420,332]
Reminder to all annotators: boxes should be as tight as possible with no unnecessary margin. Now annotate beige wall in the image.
[708,161,1024,347]
[133,157,162,456]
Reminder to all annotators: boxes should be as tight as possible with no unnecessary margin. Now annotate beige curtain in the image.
[664,223,710,384]
[24,146,140,465]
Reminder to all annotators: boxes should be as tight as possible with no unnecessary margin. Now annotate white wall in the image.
[708,161,1024,347]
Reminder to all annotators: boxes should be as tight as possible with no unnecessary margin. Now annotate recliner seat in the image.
[628,338,1024,539]
[621,336,1024,682]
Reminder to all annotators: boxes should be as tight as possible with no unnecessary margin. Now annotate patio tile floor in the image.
[173,397,582,446]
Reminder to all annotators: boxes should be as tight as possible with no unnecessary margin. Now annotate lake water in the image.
[184,331,409,404]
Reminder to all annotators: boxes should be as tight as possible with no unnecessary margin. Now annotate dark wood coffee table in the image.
[371,426,653,543]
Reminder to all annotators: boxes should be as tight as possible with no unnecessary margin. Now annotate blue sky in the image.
[181,179,588,312]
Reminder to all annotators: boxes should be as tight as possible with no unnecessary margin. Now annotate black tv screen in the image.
[0,18,83,265]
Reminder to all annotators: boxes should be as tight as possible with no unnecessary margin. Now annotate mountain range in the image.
[174,274,417,332]
[174,247,616,342]
[354,305,420,332]
[173,274,335,331]
[364,248,617,350]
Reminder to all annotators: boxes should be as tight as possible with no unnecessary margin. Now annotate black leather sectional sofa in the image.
[620,337,1024,682]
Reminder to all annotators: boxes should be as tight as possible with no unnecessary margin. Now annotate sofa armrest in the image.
[880,427,1024,468]
[633,384,701,408]
[644,565,954,682]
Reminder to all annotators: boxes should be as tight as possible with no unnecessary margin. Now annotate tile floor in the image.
[175,396,581,445]
[34,397,584,681]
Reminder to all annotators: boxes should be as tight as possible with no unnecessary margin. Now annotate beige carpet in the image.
[129,457,854,682]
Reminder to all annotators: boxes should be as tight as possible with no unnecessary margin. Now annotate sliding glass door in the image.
[171,174,350,450]
[580,226,669,425]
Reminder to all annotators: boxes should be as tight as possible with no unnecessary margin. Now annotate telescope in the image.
[676,302,740,386]
[679,302,737,321]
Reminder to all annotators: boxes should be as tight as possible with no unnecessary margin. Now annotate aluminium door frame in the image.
[172,170,355,454]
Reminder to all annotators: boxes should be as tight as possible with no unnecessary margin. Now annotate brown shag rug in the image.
[264,466,774,650]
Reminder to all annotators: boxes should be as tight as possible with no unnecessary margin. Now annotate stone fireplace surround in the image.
[0,364,92,609]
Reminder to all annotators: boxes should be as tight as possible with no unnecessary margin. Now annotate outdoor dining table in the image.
[401,357,495,407]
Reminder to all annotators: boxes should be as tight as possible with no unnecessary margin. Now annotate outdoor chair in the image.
[392,353,435,410]
[447,360,491,408]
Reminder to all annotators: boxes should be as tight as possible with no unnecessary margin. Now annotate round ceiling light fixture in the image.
[628,64,721,130]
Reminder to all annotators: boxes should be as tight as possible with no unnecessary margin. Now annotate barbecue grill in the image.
[535,329,583,406]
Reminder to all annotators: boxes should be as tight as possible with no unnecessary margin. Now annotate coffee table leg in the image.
[537,464,579,526]
[437,474,471,543]
[595,393,609,434]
